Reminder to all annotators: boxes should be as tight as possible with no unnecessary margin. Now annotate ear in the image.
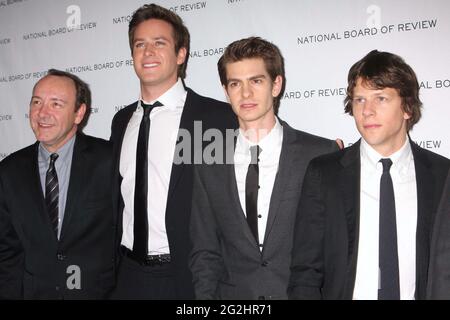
[403,112,411,120]
[74,103,87,125]
[272,75,283,98]
[176,47,187,65]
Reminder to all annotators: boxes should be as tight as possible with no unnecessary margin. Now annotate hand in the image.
[335,138,344,150]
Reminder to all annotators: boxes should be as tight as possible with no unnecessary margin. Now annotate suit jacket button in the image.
[261,261,269,267]
[57,253,66,261]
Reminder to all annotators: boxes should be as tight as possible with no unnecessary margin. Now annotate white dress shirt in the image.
[234,118,283,248]
[353,138,417,300]
[120,78,187,255]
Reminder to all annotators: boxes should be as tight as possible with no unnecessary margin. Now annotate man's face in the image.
[224,58,282,131]
[132,18,186,93]
[29,75,85,152]
[352,78,410,156]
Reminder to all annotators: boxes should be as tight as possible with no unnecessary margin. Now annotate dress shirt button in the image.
[57,253,66,261]
[261,261,269,267]
[258,214,262,218]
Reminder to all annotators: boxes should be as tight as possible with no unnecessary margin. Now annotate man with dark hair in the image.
[289,50,450,300]
[189,37,338,299]
[0,69,115,299]
[109,4,237,299]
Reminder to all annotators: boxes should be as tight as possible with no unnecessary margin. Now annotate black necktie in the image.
[246,145,261,245]
[378,158,400,300]
[45,153,59,235]
[132,101,162,260]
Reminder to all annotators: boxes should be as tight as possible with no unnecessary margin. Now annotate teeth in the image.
[143,63,158,67]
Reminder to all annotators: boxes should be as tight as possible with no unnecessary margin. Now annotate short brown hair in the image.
[344,50,422,131]
[217,37,286,115]
[128,3,190,79]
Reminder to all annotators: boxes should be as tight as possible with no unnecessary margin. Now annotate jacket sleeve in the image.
[0,171,24,300]
[288,159,325,299]
[189,165,225,299]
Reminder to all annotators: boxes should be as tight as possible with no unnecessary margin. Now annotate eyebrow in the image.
[133,36,170,43]
[227,74,267,84]
[31,96,67,103]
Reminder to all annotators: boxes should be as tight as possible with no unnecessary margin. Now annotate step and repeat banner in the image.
[1,0,449,160]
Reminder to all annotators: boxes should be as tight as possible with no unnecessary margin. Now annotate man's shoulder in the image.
[412,142,450,180]
[281,120,337,151]
[186,88,229,109]
[76,133,112,154]
[412,141,450,166]
[0,143,36,172]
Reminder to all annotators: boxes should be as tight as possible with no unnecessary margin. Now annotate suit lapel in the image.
[339,141,361,299]
[111,103,136,229]
[60,134,88,241]
[225,131,260,248]
[29,142,49,227]
[167,90,198,201]
[263,122,296,244]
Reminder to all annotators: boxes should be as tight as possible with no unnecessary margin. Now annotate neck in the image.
[240,116,276,144]
[140,78,178,102]
[373,134,408,157]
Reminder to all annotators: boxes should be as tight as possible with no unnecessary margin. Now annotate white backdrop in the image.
[1,0,449,160]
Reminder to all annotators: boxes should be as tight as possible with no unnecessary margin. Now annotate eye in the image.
[377,96,387,102]
[228,81,239,88]
[352,97,365,105]
[252,78,263,85]
[134,42,145,49]
[30,99,41,107]
[154,40,166,47]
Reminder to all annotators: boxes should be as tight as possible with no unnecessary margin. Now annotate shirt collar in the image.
[140,78,187,111]
[236,117,283,161]
[360,137,413,174]
[39,134,76,165]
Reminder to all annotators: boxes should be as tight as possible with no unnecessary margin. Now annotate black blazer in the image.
[190,120,338,299]
[288,140,450,300]
[110,88,237,299]
[0,133,115,299]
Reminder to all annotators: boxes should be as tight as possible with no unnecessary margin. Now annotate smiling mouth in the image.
[38,123,53,128]
[143,63,159,68]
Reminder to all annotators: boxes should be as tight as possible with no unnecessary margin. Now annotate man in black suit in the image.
[288,50,450,300]
[189,37,338,300]
[109,4,237,299]
[427,169,450,299]
[0,69,115,299]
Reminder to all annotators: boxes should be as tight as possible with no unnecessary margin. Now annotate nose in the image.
[362,100,375,117]
[144,43,155,56]
[241,82,253,98]
[36,102,51,118]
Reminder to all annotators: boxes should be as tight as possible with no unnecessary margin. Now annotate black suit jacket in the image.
[0,133,115,299]
[427,168,450,299]
[288,140,450,300]
[190,120,338,299]
[110,88,237,299]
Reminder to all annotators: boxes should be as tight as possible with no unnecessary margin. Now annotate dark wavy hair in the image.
[344,50,422,131]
